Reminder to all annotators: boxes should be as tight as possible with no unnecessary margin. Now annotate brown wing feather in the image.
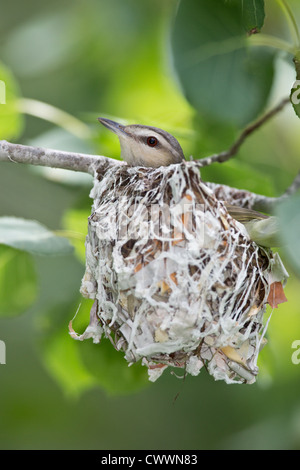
[225,203,269,223]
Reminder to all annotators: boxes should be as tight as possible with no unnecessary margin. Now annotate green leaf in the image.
[237,0,265,32]
[200,157,275,196]
[0,217,74,256]
[80,337,149,396]
[276,194,300,275]
[171,0,274,127]
[3,12,76,78]
[0,62,24,140]
[42,305,98,398]
[0,245,37,317]
[74,300,149,395]
[259,278,300,384]
[62,206,90,264]
[42,298,149,396]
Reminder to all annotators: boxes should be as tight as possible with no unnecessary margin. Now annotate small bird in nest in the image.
[98,117,279,247]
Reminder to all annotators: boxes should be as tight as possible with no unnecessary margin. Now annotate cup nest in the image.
[73,162,287,384]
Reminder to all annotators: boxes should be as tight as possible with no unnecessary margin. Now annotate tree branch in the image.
[0,98,291,175]
[0,95,299,215]
[0,140,123,176]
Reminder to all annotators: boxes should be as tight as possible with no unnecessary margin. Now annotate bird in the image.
[98,118,184,167]
[98,117,279,247]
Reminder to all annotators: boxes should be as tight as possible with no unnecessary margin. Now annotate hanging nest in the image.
[71,162,288,384]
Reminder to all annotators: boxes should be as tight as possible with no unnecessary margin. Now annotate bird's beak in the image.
[98,118,127,136]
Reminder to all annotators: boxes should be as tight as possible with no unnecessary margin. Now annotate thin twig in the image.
[193,97,291,168]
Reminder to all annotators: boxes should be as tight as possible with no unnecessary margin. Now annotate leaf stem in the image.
[16,98,92,140]
[276,0,300,49]
[248,33,296,55]
[53,230,86,242]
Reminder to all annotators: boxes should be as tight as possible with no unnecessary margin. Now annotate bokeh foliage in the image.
[0,0,300,450]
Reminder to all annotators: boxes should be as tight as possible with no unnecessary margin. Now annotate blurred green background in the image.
[1,0,300,450]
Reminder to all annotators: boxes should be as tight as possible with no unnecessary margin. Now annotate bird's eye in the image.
[147,136,158,147]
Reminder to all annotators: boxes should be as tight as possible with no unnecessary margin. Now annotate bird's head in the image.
[98,118,185,168]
